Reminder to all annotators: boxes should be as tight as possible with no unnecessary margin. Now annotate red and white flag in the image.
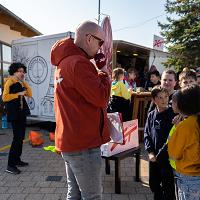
[153,35,164,51]
[101,16,113,77]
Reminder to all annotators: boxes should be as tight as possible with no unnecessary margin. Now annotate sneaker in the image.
[5,166,21,175]
[16,161,29,167]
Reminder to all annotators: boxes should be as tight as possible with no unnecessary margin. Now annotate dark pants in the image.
[8,113,26,167]
[149,161,176,200]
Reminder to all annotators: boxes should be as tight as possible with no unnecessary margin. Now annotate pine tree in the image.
[159,0,200,71]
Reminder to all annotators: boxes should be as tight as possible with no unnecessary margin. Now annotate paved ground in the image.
[0,126,153,200]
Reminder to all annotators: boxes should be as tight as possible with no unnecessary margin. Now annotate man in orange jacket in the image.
[51,21,111,199]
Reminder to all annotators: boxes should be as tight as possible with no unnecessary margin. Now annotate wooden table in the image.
[102,147,141,194]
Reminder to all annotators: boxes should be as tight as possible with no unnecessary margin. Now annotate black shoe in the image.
[5,166,21,175]
[16,161,29,167]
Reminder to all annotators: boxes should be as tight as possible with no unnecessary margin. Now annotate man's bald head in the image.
[75,21,103,41]
[74,21,104,58]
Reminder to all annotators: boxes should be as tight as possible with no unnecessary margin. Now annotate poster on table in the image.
[101,119,139,157]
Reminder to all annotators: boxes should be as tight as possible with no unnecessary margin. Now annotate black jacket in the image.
[144,107,175,155]
[6,82,30,121]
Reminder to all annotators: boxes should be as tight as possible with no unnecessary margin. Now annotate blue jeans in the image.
[61,147,102,200]
[174,171,200,200]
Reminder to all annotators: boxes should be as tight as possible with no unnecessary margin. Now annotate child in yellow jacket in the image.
[168,84,200,200]
[108,68,132,121]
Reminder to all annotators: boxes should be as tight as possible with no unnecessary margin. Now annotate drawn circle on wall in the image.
[28,56,48,84]
[27,97,35,110]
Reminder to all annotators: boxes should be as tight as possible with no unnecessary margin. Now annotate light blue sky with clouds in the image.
[0,0,167,48]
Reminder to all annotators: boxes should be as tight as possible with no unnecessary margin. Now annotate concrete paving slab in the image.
[0,127,151,200]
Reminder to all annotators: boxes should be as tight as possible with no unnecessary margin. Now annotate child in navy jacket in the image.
[144,86,176,200]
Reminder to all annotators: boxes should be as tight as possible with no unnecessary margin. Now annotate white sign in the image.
[153,35,164,51]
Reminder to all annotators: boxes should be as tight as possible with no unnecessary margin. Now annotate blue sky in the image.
[0,0,167,48]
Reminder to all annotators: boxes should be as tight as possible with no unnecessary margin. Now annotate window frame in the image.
[0,41,11,90]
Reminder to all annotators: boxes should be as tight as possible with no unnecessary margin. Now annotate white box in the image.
[101,119,139,157]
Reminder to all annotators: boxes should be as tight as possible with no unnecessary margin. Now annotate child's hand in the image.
[148,152,156,162]
[172,114,182,125]
[128,87,133,93]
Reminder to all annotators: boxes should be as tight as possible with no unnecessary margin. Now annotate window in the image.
[0,43,12,95]
[2,45,11,62]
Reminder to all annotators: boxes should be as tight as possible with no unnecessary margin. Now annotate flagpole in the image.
[98,0,101,24]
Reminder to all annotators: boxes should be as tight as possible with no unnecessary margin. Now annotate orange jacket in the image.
[51,38,111,152]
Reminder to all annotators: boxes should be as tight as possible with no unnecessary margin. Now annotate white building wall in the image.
[0,23,26,45]
[149,50,169,73]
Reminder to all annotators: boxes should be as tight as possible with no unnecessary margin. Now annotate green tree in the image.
[159,0,200,71]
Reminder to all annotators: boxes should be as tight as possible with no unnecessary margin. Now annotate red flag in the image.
[101,16,113,77]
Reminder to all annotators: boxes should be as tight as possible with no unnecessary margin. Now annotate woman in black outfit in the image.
[2,62,32,174]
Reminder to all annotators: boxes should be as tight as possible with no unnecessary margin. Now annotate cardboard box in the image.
[101,119,139,157]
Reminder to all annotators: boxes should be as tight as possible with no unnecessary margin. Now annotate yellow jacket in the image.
[2,76,32,102]
[167,125,176,169]
[111,81,131,100]
[168,115,200,176]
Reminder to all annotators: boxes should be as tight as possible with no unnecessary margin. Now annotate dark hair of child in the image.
[127,68,137,74]
[8,62,27,75]
[151,85,169,99]
[179,70,197,81]
[150,70,160,77]
[176,84,200,126]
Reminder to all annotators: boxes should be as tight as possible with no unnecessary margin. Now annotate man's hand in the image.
[18,91,25,96]
[100,65,109,74]
[94,53,106,69]
[148,152,156,162]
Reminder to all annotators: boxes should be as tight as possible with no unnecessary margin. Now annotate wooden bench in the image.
[101,146,140,194]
